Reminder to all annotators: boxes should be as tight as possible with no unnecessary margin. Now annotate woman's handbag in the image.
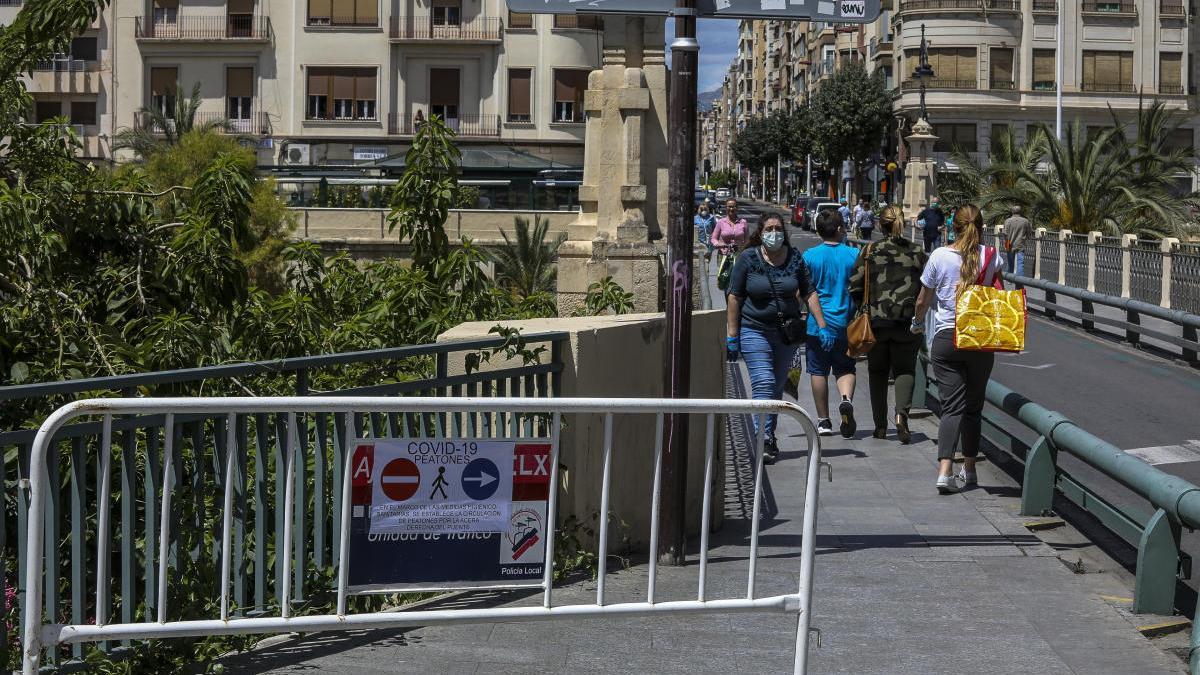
[716,254,734,291]
[846,244,877,358]
[764,258,805,345]
[954,246,1027,352]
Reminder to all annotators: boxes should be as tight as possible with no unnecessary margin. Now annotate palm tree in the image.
[944,125,1048,224]
[1105,99,1200,237]
[488,215,566,298]
[113,82,233,158]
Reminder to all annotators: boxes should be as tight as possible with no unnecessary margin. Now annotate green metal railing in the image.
[913,353,1200,671]
[0,332,567,667]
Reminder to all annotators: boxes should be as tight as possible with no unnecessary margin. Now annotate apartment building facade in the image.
[5,0,636,179]
[706,2,1200,196]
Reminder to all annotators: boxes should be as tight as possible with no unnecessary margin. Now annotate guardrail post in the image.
[1159,238,1179,309]
[993,224,1005,266]
[1033,228,1046,279]
[1057,230,1069,285]
[1120,234,1135,298]
[1020,436,1056,516]
[1133,508,1180,615]
[1086,231,1101,292]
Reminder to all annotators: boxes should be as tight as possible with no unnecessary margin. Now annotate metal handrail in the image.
[1005,273,1200,363]
[0,331,570,401]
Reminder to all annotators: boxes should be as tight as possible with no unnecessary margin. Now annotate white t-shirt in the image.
[920,245,1003,335]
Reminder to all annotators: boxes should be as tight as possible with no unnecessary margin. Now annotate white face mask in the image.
[762,231,785,251]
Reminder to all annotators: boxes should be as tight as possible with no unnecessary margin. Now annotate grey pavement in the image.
[223,219,1188,674]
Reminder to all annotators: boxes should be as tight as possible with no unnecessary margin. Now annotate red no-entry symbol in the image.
[380,458,421,502]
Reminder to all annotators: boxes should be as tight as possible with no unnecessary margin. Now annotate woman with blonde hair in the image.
[912,204,1004,494]
[849,205,927,443]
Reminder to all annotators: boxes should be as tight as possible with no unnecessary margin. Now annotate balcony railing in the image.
[868,37,893,57]
[1080,82,1137,93]
[1031,0,1056,10]
[389,16,501,41]
[901,78,977,90]
[1081,0,1136,13]
[1160,0,1186,14]
[305,15,379,27]
[388,113,500,137]
[989,80,1015,90]
[33,57,95,72]
[135,15,272,40]
[135,111,270,135]
[1032,80,1056,91]
[1158,84,1185,95]
[898,0,1010,10]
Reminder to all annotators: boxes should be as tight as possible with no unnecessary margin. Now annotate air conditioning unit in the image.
[285,143,311,165]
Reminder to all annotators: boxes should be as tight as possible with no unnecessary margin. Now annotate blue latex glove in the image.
[818,326,837,352]
[726,336,740,362]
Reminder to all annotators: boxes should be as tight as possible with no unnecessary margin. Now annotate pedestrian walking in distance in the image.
[695,203,716,260]
[849,205,927,443]
[710,199,748,257]
[917,197,945,253]
[726,213,830,464]
[803,209,860,438]
[913,204,1004,494]
[1003,204,1032,280]
[856,200,877,241]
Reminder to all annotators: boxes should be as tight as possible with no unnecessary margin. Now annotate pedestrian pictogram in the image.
[462,457,500,501]
[379,458,420,502]
[429,466,450,500]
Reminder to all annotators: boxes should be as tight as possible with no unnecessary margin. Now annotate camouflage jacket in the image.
[848,236,928,327]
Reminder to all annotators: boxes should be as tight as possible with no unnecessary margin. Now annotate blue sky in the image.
[665,18,740,93]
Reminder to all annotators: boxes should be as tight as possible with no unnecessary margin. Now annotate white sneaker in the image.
[936,474,959,495]
[816,418,834,436]
[957,469,978,487]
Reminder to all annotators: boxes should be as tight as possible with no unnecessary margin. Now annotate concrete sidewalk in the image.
[223,357,1186,674]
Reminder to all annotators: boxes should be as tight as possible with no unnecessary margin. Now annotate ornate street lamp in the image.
[911,23,935,123]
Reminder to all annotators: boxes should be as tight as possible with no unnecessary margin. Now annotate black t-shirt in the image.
[920,207,944,239]
[728,247,813,331]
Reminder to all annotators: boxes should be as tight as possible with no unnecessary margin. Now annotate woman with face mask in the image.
[726,213,830,464]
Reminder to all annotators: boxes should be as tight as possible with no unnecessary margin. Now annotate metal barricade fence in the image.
[21,396,823,674]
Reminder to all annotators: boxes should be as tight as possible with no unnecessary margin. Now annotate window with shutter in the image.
[1160,53,1183,94]
[306,67,377,120]
[71,101,97,126]
[508,11,533,28]
[309,0,375,26]
[150,67,178,114]
[1032,49,1055,91]
[430,68,460,126]
[990,48,1014,89]
[508,68,532,122]
[307,0,332,24]
[933,124,977,153]
[1083,50,1134,92]
[552,69,588,122]
[226,67,253,123]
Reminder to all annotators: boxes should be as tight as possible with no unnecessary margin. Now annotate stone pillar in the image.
[1057,230,1070,285]
[557,17,669,316]
[1087,231,1102,292]
[1160,237,1180,309]
[902,118,938,215]
[1120,233,1136,298]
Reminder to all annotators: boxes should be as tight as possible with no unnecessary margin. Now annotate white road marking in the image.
[1125,440,1200,466]
[1003,363,1056,370]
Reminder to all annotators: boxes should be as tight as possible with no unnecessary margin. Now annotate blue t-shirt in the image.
[802,242,860,338]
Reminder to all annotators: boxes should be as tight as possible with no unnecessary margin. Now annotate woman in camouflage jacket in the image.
[848,205,928,443]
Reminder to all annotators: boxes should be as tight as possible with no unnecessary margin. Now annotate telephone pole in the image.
[661,0,699,566]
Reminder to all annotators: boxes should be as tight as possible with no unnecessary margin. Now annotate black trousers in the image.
[929,330,995,461]
[866,325,920,429]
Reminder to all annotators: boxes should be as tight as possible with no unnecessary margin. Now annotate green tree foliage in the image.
[488,215,567,299]
[944,101,1198,237]
[388,115,460,270]
[708,168,737,189]
[731,114,790,170]
[807,62,893,179]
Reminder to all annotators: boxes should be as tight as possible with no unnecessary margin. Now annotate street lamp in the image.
[911,23,935,124]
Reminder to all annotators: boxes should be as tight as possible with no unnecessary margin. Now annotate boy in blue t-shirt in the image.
[802,209,861,438]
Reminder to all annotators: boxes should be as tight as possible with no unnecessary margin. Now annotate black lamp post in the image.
[911,23,935,122]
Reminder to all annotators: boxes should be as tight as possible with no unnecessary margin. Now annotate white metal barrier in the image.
[22,396,823,673]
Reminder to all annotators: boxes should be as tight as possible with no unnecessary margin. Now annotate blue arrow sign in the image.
[461,458,501,501]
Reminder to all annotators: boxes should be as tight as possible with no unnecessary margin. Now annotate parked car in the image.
[810,201,841,229]
[715,187,731,200]
[799,198,828,230]
[790,194,810,228]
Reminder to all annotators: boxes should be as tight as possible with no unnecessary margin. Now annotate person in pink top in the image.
[710,199,749,255]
